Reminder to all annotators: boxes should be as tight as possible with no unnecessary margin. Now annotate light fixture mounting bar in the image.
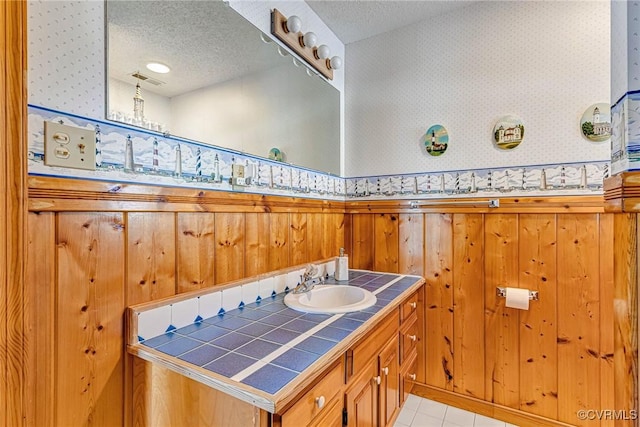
[271,9,333,80]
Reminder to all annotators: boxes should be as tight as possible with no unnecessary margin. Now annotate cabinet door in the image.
[345,358,378,427]
[379,336,400,427]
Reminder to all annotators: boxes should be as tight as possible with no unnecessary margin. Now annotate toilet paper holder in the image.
[496,287,539,301]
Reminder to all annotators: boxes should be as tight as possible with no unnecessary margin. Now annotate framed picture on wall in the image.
[424,124,449,156]
[493,115,524,150]
[580,103,611,143]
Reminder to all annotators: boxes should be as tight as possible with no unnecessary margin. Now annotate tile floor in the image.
[395,395,519,427]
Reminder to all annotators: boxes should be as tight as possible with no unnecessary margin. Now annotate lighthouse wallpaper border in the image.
[493,115,524,150]
[424,124,449,157]
[581,103,611,143]
[27,105,610,201]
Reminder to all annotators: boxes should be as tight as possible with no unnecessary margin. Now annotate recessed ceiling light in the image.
[146,62,171,74]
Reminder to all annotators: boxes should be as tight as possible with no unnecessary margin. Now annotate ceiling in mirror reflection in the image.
[107,1,340,175]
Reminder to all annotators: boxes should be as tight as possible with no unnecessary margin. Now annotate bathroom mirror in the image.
[106,1,340,175]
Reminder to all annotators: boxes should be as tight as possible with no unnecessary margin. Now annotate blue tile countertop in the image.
[128,270,424,414]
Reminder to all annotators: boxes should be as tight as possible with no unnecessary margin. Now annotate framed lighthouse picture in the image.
[580,103,611,142]
[424,124,448,156]
[493,115,524,150]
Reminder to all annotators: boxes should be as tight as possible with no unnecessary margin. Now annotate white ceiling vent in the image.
[130,71,164,86]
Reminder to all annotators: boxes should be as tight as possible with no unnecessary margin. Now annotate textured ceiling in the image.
[307,0,477,44]
[107,1,477,98]
[107,1,285,97]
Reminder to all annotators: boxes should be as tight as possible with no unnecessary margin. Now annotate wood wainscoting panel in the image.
[56,213,126,426]
[127,212,176,305]
[323,213,345,260]
[307,212,344,261]
[613,213,638,427]
[269,213,290,272]
[484,214,520,409]
[425,213,455,391]
[518,214,558,420]
[599,214,615,427]
[399,213,424,276]
[289,212,308,266]
[176,213,216,293]
[350,214,374,270]
[307,213,325,263]
[1,1,28,425]
[374,213,400,273]
[557,214,602,426]
[245,213,270,277]
[452,214,485,399]
[25,212,56,427]
[214,213,246,284]
[23,183,624,426]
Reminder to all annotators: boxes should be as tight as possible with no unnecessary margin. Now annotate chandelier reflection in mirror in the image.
[271,9,342,80]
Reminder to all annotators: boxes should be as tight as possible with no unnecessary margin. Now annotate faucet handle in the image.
[304,263,318,279]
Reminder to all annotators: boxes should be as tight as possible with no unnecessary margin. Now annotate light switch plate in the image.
[44,121,96,170]
[232,164,245,178]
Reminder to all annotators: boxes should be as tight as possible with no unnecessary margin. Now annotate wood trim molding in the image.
[29,176,607,214]
[604,172,640,212]
[345,195,605,214]
[412,384,575,427]
[1,1,28,425]
[27,176,345,213]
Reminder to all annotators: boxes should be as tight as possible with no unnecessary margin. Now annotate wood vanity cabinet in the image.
[378,335,400,427]
[342,287,424,427]
[399,289,421,405]
[280,359,344,427]
[343,302,404,427]
[272,284,424,427]
[129,282,424,427]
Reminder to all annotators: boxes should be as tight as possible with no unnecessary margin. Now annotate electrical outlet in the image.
[232,177,247,186]
[44,121,96,170]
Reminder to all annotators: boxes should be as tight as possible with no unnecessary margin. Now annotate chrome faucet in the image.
[292,264,324,294]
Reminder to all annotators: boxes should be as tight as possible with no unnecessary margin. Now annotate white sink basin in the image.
[284,285,377,314]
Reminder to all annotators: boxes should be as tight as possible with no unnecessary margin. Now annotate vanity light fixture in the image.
[302,31,317,48]
[146,62,171,74]
[285,15,302,33]
[316,44,331,60]
[271,9,342,80]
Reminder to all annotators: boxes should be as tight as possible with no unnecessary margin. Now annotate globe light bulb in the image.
[302,31,317,48]
[285,15,302,33]
[316,44,331,59]
[329,56,342,70]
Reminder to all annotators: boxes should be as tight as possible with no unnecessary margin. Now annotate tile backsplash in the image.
[29,105,609,201]
[135,261,334,342]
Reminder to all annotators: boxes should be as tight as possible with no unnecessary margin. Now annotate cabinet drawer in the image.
[400,315,418,364]
[400,352,418,406]
[348,310,399,381]
[400,291,419,323]
[308,394,343,427]
[281,359,344,426]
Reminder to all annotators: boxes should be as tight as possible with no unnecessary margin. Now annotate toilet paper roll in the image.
[505,287,530,310]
